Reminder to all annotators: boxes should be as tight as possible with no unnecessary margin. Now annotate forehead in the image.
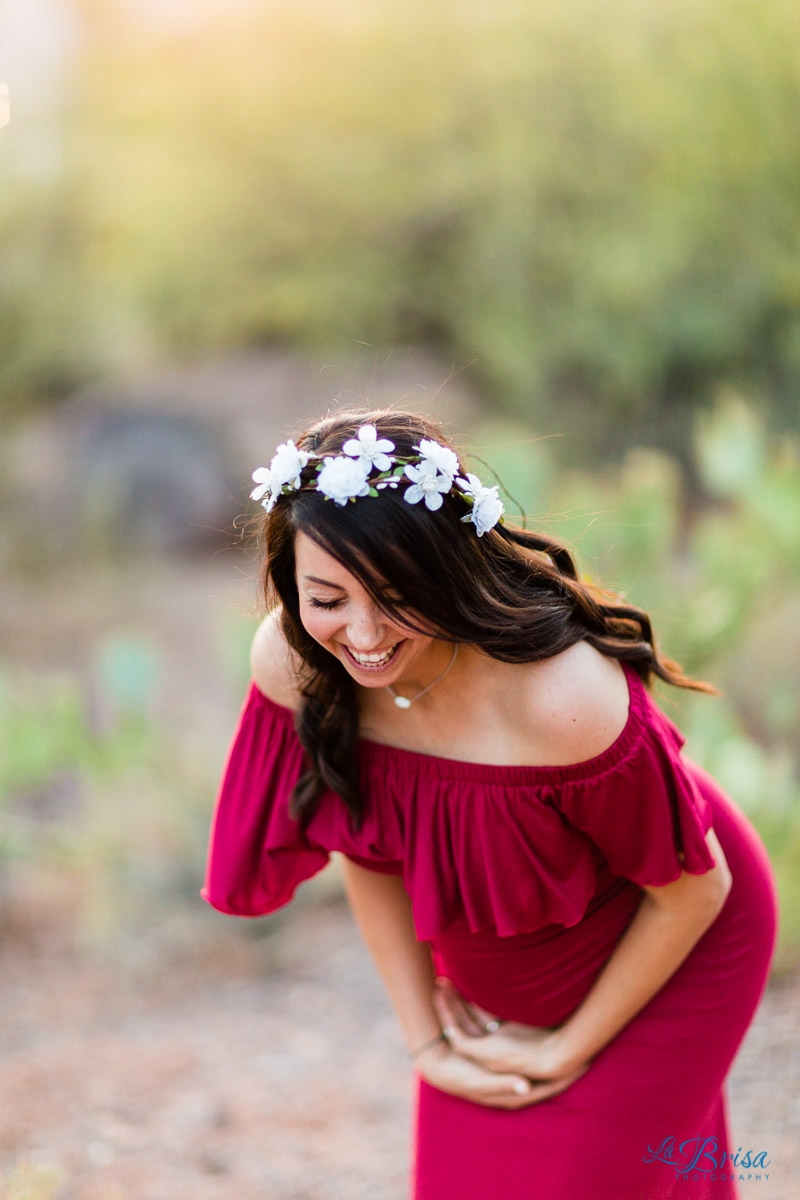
[294,530,365,589]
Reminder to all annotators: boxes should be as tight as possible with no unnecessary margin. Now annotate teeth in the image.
[351,644,398,664]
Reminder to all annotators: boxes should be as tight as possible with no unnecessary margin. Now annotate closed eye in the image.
[307,597,342,610]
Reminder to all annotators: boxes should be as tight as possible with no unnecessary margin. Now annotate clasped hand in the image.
[415,977,589,1110]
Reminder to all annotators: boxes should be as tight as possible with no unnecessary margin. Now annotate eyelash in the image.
[306,595,405,611]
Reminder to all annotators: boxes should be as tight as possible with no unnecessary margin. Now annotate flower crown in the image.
[250,424,505,537]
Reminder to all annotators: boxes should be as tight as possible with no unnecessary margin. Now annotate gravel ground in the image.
[1,889,797,1200]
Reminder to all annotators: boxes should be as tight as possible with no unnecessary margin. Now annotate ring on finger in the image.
[483,1019,504,1034]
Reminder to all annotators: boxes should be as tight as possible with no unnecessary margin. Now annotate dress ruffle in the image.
[199,684,330,917]
[201,663,717,940]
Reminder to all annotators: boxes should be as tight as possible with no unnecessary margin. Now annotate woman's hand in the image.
[413,1038,589,1110]
[432,977,588,1085]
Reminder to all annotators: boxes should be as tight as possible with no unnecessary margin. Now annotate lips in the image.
[342,642,402,671]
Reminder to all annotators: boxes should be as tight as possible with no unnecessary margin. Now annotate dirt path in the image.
[1,893,797,1200]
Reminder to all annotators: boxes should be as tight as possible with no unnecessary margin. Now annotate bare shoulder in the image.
[249,608,304,712]
[518,640,632,766]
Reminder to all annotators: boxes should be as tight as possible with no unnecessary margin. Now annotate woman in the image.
[202,409,778,1199]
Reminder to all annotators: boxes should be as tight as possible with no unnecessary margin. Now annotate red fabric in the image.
[202,663,715,935]
[202,663,778,1199]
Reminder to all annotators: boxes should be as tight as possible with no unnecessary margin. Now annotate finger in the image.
[482,1073,580,1110]
[438,981,504,1035]
[433,990,480,1043]
[441,1022,497,1067]
[431,986,461,1034]
[434,980,491,1037]
[476,1072,538,1103]
[513,1066,590,1107]
[450,994,489,1037]
[464,1003,503,1034]
[453,994,502,1028]
[455,992,505,1035]
[433,982,484,1038]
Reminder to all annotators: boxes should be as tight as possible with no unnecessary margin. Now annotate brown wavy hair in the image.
[253,408,714,833]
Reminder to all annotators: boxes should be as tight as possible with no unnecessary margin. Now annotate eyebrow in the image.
[302,574,402,600]
[303,575,346,589]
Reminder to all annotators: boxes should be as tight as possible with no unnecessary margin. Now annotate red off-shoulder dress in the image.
[202,662,778,1199]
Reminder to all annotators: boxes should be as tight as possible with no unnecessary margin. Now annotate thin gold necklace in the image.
[386,644,459,710]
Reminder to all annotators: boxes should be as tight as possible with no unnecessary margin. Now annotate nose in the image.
[345,600,388,651]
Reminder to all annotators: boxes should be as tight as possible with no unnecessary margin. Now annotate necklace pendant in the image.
[385,645,458,711]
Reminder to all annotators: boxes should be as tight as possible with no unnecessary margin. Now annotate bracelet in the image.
[408,1032,447,1060]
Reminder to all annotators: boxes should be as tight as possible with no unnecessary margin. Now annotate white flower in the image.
[269,440,310,491]
[251,440,311,511]
[470,488,504,536]
[316,455,372,505]
[403,461,452,510]
[414,438,460,481]
[457,473,504,536]
[250,466,272,504]
[455,472,484,500]
[342,424,396,472]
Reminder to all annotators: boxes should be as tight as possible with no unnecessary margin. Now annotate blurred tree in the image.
[0,181,102,411]
[2,0,800,468]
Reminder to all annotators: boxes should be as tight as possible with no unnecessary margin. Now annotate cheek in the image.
[391,617,433,644]
[299,605,341,644]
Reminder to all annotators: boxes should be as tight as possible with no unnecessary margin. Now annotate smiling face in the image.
[293,530,453,692]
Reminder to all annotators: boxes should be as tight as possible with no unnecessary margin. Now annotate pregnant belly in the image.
[429,770,778,1030]
[430,875,644,1028]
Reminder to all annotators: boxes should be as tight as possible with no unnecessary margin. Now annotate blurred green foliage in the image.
[3,0,800,460]
[0,656,219,943]
[472,391,800,669]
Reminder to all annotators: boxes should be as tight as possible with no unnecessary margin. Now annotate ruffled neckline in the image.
[249,659,647,786]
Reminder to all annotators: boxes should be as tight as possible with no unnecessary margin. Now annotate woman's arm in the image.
[551,827,732,1073]
[335,853,588,1107]
[435,827,733,1081]
[335,852,441,1054]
